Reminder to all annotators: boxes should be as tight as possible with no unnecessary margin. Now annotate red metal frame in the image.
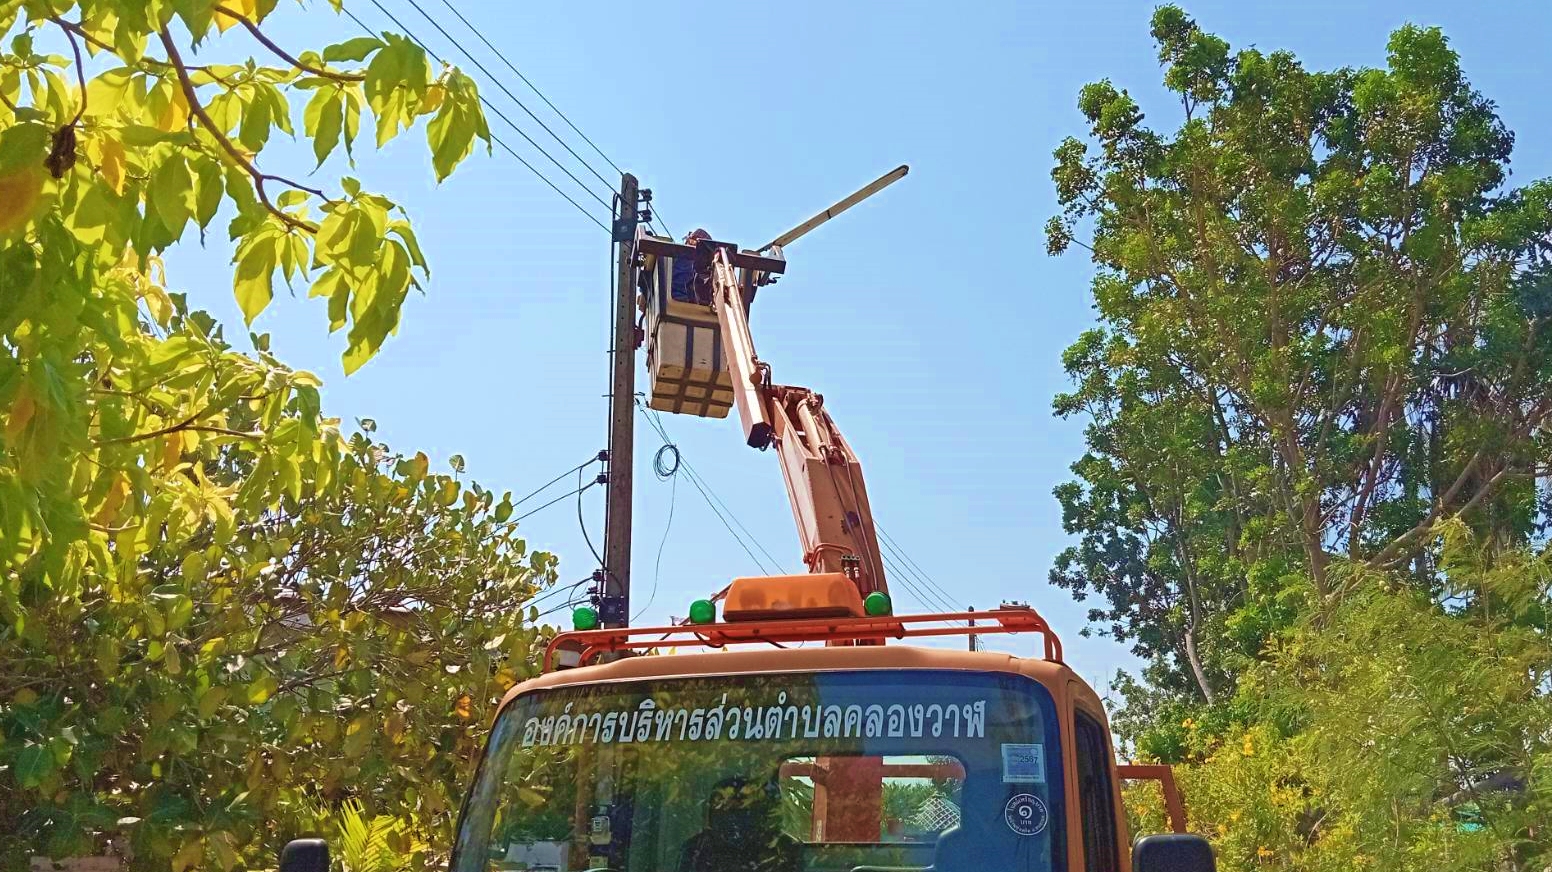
[544,606,1063,671]
[1116,764,1188,834]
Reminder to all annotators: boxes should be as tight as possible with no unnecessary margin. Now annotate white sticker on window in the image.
[1001,743,1046,783]
[1005,793,1049,836]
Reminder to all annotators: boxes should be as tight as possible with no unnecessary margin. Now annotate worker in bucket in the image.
[671,228,712,303]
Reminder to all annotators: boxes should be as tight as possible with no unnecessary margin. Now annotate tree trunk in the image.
[1183,624,1216,705]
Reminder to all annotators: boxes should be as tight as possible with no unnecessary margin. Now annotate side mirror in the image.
[280,838,330,872]
[1133,833,1215,872]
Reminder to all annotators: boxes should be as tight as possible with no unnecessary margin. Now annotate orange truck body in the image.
[514,619,1187,872]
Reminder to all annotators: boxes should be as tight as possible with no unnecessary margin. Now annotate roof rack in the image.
[543,606,1063,672]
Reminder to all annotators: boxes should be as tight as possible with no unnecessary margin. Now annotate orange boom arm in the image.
[707,245,888,599]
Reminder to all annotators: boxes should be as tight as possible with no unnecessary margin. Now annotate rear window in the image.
[451,669,1066,872]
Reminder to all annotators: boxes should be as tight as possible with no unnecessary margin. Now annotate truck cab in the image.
[436,593,1211,872]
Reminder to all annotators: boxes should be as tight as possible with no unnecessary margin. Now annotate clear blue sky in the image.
[167,0,1552,692]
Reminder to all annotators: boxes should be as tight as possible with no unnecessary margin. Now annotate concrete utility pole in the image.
[601,172,640,628]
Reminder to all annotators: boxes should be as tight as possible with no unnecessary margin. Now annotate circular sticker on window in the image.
[1004,793,1049,836]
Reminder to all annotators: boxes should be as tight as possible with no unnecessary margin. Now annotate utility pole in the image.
[601,172,641,628]
[968,606,978,651]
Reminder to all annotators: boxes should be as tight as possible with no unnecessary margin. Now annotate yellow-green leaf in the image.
[425,71,486,182]
[246,673,278,705]
[199,686,228,718]
[233,235,279,324]
[151,154,194,239]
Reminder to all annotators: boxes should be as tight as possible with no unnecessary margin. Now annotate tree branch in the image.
[58,19,87,125]
[187,425,263,440]
[1368,452,1500,570]
[89,521,136,533]
[1348,371,1405,555]
[95,406,213,446]
[156,28,321,233]
[51,18,112,53]
[214,4,365,82]
[275,668,353,696]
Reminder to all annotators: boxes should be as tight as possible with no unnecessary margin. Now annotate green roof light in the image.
[864,591,892,617]
[688,599,717,625]
[572,606,599,631]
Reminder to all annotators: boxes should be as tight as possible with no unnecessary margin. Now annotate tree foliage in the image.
[1049,5,1551,703]
[1050,7,1552,869]
[0,1,552,869]
[1128,536,1552,871]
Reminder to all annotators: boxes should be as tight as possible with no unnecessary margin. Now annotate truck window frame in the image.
[1073,709,1119,872]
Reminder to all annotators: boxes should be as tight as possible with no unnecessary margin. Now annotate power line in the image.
[525,575,592,610]
[427,0,672,238]
[366,0,612,212]
[879,549,965,625]
[637,394,959,621]
[435,0,621,178]
[512,475,597,524]
[643,405,788,572]
[512,452,603,509]
[535,594,588,622]
[577,463,606,570]
[877,524,966,613]
[878,550,956,620]
[639,405,779,575]
[879,539,957,613]
[633,444,680,622]
[344,1,612,233]
[432,0,618,182]
[642,406,785,570]
[399,0,616,197]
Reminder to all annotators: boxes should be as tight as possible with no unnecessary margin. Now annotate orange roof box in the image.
[722,573,865,621]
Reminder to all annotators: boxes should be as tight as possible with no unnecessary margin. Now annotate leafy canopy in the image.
[0,1,556,869]
[1048,4,1551,705]
[1050,7,1552,869]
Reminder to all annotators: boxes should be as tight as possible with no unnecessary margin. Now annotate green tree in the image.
[1050,8,1552,869]
[0,2,553,869]
[1048,5,1552,721]
[1128,533,1552,871]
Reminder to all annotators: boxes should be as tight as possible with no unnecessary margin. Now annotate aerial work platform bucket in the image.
[639,235,734,419]
[635,231,786,420]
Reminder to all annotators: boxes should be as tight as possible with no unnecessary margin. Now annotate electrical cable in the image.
[535,596,587,622]
[641,412,771,572]
[577,463,605,570]
[436,0,620,176]
[367,0,614,213]
[638,407,776,575]
[641,405,788,572]
[682,462,787,572]
[877,523,966,613]
[653,442,681,480]
[401,0,619,207]
[877,533,960,614]
[632,447,678,623]
[343,1,611,233]
[525,575,593,609]
[431,1,673,240]
[420,0,616,192]
[511,477,594,524]
[511,453,602,509]
[878,551,965,627]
